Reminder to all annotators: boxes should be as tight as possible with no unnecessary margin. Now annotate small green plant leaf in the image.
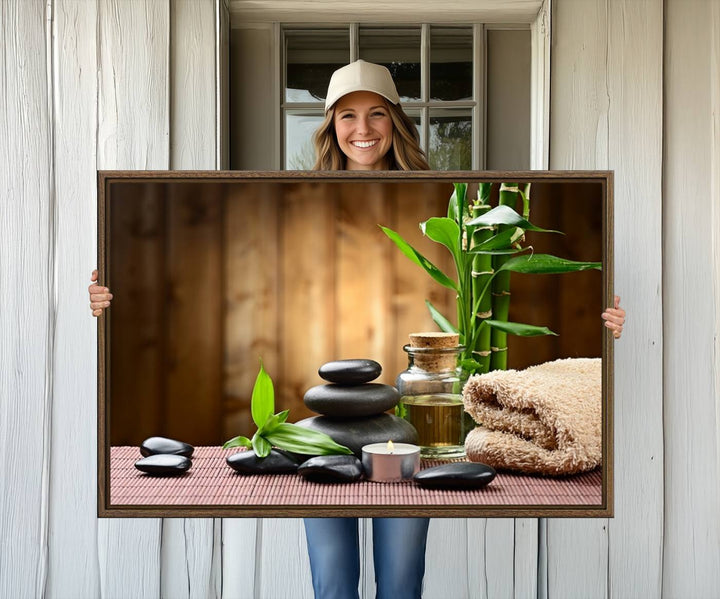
[222,435,252,450]
[251,432,272,457]
[498,254,602,275]
[420,217,462,263]
[263,423,353,456]
[258,410,290,435]
[251,360,275,429]
[460,358,483,373]
[425,299,459,334]
[466,205,559,233]
[379,226,457,290]
[484,319,558,337]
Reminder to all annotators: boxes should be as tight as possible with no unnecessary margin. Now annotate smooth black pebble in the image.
[318,359,382,384]
[140,436,194,458]
[303,383,400,418]
[134,454,191,475]
[226,449,300,474]
[297,455,364,484]
[413,462,497,490]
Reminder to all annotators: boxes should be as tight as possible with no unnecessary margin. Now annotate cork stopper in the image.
[408,332,460,371]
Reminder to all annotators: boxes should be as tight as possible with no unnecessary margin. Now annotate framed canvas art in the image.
[97,170,613,518]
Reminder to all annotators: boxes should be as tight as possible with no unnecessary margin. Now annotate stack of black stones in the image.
[294,358,419,483]
[297,358,418,455]
[134,436,194,475]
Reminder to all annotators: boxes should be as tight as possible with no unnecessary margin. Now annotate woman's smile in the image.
[333,90,393,170]
[351,139,379,149]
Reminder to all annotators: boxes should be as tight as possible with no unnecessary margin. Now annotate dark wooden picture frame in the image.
[98,170,614,518]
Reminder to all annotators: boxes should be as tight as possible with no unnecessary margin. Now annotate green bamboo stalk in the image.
[520,182,532,219]
[470,185,494,374]
[490,182,521,370]
[453,183,470,348]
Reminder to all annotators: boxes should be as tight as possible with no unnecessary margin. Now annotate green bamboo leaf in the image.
[425,299,459,334]
[468,247,526,255]
[379,226,458,290]
[222,435,252,450]
[498,254,602,275]
[251,360,275,429]
[478,182,492,205]
[258,410,289,435]
[252,433,272,457]
[484,319,558,337]
[448,182,468,222]
[420,217,461,263]
[469,227,525,252]
[466,205,559,233]
[264,423,353,455]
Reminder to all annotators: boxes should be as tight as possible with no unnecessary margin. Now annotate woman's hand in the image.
[602,295,625,339]
[89,269,113,317]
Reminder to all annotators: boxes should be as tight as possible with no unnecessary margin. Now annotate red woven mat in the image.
[110,446,602,507]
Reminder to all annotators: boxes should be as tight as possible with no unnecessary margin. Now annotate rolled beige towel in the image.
[462,357,601,476]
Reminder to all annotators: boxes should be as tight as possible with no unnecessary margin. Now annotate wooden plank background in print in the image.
[108,178,602,446]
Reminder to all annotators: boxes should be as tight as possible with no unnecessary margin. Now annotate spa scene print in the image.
[100,172,613,517]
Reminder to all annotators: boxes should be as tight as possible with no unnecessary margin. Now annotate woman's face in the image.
[333,91,394,170]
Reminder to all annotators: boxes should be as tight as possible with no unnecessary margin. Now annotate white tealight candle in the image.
[361,441,420,482]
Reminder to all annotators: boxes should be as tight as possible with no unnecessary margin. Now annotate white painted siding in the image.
[46,0,100,596]
[663,0,720,596]
[0,1,52,597]
[2,0,719,597]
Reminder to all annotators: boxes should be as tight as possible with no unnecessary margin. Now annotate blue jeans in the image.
[303,517,430,599]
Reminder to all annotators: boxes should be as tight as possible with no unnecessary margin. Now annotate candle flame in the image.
[387,440,394,454]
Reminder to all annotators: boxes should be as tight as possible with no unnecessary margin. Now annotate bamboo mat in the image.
[110,446,602,507]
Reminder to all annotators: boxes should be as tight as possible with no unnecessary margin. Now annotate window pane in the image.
[285,112,324,169]
[402,108,423,148]
[430,27,473,101]
[429,109,472,170]
[285,30,350,103]
[486,29,531,169]
[359,27,421,102]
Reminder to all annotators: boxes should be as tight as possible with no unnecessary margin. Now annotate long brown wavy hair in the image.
[312,99,430,171]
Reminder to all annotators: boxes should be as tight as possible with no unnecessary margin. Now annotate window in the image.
[282,25,477,170]
[228,23,531,171]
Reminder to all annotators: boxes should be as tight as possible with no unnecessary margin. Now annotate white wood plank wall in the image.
[0,1,53,598]
[663,0,720,596]
[47,2,100,596]
[1,0,719,597]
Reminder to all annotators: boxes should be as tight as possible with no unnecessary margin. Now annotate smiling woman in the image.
[333,91,394,170]
[311,60,430,172]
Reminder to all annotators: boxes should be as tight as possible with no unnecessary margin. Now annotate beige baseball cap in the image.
[324,60,400,112]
